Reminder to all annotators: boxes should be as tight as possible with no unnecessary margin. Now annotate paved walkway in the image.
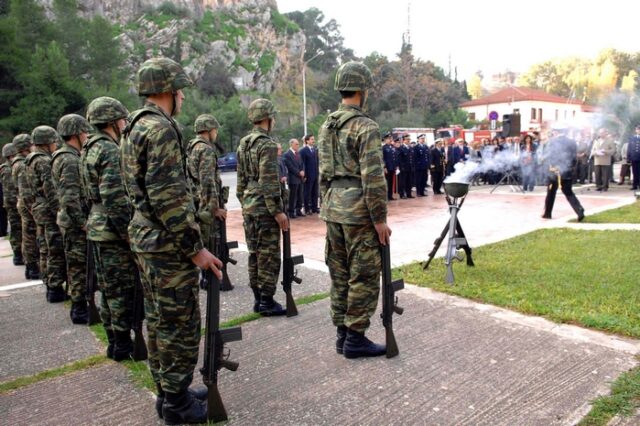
[0,183,638,425]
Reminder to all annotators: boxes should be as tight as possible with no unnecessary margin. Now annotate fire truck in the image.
[436,125,496,143]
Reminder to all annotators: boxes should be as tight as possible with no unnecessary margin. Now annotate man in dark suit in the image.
[299,134,320,214]
[382,132,397,200]
[446,139,462,176]
[430,139,445,194]
[283,138,305,218]
[414,134,429,196]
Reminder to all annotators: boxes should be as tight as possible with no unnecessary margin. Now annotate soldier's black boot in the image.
[112,330,134,361]
[162,389,207,425]
[257,295,287,316]
[105,328,115,359]
[25,262,40,280]
[156,384,208,419]
[47,286,66,303]
[251,287,261,312]
[13,253,24,266]
[336,325,347,355]
[70,300,89,325]
[343,328,386,359]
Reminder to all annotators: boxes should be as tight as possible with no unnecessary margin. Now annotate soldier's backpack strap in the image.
[243,132,268,180]
[319,110,364,183]
[25,151,47,166]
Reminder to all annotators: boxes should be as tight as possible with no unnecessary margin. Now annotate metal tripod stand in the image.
[423,191,475,284]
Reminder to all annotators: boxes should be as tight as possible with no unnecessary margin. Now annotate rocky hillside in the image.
[40,0,305,93]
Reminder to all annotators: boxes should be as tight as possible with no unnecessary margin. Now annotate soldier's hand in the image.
[374,222,392,246]
[191,248,223,280]
[275,212,289,231]
[214,208,227,220]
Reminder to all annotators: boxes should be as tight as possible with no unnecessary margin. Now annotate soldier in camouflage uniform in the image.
[53,114,91,324]
[26,126,67,302]
[237,99,289,316]
[318,62,391,359]
[187,114,227,288]
[12,134,40,279]
[121,58,221,424]
[82,97,136,359]
[1,143,23,265]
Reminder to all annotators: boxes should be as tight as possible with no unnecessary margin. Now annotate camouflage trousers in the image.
[135,251,201,394]
[61,228,86,303]
[243,214,281,296]
[37,221,66,289]
[325,221,381,333]
[19,207,38,265]
[6,206,22,257]
[94,240,135,332]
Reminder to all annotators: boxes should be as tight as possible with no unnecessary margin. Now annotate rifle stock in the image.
[281,230,303,317]
[380,244,404,358]
[85,239,100,325]
[216,218,238,292]
[203,230,242,422]
[131,268,148,361]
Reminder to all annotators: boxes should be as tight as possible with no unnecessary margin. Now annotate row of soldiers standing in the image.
[382,133,446,200]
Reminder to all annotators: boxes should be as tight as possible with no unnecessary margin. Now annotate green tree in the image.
[85,15,126,91]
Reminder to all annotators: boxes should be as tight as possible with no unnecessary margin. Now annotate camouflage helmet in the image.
[57,114,92,138]
[136,57,193,96]
[86,96,129,125]
[2,143,17,158]
[334,61,373,92]
[12,133,32,152]
[194,114,220,133]
[31,125,60,146]
[247,98,277,123]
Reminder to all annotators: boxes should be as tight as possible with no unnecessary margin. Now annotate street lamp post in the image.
[302,50,324,136]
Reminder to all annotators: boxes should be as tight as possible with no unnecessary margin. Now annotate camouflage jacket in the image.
[318,103,387,225]
[1,162,17,209]
[121,103,203,257]
[80,132,131,242]
[25,149,58,223]
[187,136,219,224]
[236,126,284,217]
[51,143,87,230]
[11,154,32,213]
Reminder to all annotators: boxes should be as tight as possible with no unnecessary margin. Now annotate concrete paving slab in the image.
[200,250,331,323]
[196,289,637,425]
[0,362,160,426]
[0,285,102,382]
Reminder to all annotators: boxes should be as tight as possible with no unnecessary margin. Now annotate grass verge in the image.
[395,227,640,424]
[0,355,108,394]
[573,200,640,223]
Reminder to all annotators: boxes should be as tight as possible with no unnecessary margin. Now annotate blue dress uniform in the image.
[398,138,415,198]
[414,137,430,196]
[382,133,396,200]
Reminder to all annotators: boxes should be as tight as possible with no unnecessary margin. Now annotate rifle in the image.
[85,239,101,325]
[202,231,242,422]
[281,228,303,317]
[131,268,148,361]
[215,217,238,292]
[380,244,404,358]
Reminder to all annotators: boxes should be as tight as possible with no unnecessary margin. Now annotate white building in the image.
[460,86,599,131]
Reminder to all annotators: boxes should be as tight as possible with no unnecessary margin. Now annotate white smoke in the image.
[444,149,521,184]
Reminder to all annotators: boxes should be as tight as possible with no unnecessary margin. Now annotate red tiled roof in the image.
[461,86,592,108]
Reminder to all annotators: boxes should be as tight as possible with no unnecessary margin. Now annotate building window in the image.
[555,110,559,121]
[572,110,576,118]
[538,109,542,122]
[564,110,567,119]
[469,112,476,121]
[531,108,537,120]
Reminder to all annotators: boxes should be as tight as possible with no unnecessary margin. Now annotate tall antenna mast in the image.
[406,1,411,45]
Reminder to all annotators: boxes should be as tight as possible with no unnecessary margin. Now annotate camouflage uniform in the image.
[1,143,23,263]
[236,100,285,300]
[53,115,91,322]
[121,58,203,395]
[318,63,387,333]
[82,99,136,350]
[12,134,40,278]
[187,114,222,246]
[25,126,67,299]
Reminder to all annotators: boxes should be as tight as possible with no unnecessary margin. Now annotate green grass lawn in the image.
[576,200,640,223]
[395,227,640,425]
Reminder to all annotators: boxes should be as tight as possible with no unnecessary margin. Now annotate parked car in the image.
[217,152,237,171]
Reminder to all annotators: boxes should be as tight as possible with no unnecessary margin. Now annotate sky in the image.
[277,0,638,82]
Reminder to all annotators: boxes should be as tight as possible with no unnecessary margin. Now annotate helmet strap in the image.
[171,91,178,116]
